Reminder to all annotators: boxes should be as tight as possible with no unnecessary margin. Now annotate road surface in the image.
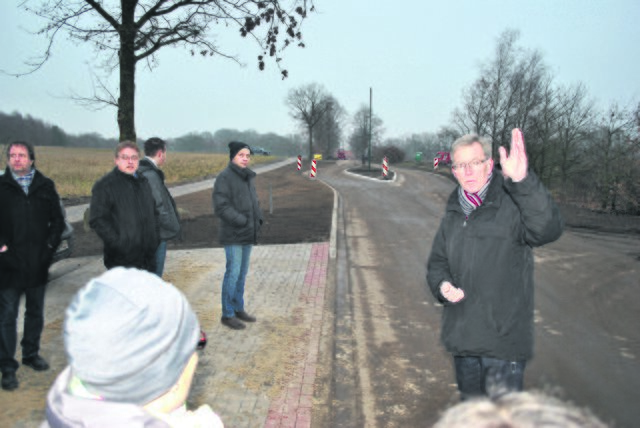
[320,160,640,427]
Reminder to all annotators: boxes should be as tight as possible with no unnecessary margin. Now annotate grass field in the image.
[28,146,276,199]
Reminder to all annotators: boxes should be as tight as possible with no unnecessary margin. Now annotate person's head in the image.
[228,141,252,169]
[114,140,141,175]
[6,141,36,176]
[433,391,607,428]
[144,137,167,167]
[450,134,494,193]
[63,267,201,411]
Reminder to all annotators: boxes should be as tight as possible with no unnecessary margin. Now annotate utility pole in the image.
[368,87,372,171]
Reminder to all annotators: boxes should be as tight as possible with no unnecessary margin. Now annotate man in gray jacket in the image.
[427,129,563,400]
[213,142,263,330]
[138,137,181,277]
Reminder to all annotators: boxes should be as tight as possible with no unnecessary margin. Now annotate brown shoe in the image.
[235,310,256,322]
[221,317,246,330]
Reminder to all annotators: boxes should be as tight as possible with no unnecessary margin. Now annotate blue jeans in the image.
[0,285,46,373]
[454,356,526,400]
[154,241,168,277]
[221,245,253,318]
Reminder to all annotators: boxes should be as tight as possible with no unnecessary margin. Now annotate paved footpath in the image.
[2,157,336,428]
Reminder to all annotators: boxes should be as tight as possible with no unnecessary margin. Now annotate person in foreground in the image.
[0,141,65,391]
[426,129,563,400]
[138,137,181,278]
[432,390,607,428]
[89,140,159,272]
[212,142,263,330]
[42,267,224,427]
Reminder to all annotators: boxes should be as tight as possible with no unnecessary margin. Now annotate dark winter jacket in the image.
[0,167,65,289]
[89,168,159,272]
[138,158,181,241]
[426,171,563,361]
[212,162,263,245]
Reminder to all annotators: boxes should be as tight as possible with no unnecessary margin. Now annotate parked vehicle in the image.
[251,146,271,156]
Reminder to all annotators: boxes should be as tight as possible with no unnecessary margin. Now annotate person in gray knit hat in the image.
[42,267,224,427]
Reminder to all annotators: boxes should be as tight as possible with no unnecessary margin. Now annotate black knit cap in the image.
[229,141,252,160]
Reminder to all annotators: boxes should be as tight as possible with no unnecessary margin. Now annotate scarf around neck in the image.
[458,172,492,218]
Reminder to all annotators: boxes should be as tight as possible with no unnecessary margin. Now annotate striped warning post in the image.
[310,159,317,179]
[434,157,439,170]
[382,156,389,179]
[297,155,302,171]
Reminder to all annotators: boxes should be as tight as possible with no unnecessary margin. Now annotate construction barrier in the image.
[382,156,389,179]
[434,157,439,170]
[297,155,302,171]
[310,159,317,179]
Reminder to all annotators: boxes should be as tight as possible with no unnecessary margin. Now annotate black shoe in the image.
[221,317,246,330]
[235,310,256,323]
[1,371,18,391]
[22,355,50,371]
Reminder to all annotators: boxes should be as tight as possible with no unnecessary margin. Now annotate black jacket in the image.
[426,171,563,361]
[138,158,181,241]
[89,168,159,272]
[212,162,263,245]
[0,167,65,289]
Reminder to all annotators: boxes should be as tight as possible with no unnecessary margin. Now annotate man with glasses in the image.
[427,129,563,400]
[89,141,159,273]
[0,141,65,391]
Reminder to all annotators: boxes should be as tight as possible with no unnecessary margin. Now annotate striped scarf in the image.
[13,169,35,195]
[458,172,492,218]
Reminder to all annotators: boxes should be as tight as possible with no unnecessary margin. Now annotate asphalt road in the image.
[320,161,640,428]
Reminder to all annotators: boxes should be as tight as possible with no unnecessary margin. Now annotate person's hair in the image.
[144,137,166,157]
[451,134,492,159]
[115,140,141,158]
[433,391,608,428]
[7,140,36,166]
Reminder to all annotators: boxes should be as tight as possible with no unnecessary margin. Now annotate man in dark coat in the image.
[0,141,65,391]
[89,141,159,273]
[138,137,181,277]
[212,142,263,330]
[427,129,563,400]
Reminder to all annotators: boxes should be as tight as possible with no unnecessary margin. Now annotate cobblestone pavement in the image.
[2,241,331,428]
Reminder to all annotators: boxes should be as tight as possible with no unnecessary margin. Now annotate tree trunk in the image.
[118,0,137,142]
[308,125,313,163]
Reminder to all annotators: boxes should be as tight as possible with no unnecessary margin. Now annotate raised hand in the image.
[499,128,528,182]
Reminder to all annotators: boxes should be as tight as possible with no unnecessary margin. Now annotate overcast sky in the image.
[1,0,638,141]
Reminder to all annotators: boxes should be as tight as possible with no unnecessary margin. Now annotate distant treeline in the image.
[0,110,304,156]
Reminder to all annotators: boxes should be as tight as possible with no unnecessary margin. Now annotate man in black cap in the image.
[212,142,263,330]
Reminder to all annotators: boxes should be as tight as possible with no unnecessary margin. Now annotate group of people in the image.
[2,129,606,426]
[0,138,263,425]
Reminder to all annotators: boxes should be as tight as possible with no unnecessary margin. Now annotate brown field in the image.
[31,146,276,199]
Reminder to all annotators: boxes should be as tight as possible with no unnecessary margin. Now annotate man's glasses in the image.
[119,155,139,162]
[451,159,487,171]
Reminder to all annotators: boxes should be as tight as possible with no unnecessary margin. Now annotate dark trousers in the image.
[0,285,46,373]
[454,355,526,400]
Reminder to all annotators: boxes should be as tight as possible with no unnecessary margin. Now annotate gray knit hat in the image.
[64,267,200,404]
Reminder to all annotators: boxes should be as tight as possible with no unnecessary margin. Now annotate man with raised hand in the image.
[427,129,563,400]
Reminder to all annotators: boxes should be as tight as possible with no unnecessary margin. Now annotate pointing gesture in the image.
[499,128,528,182]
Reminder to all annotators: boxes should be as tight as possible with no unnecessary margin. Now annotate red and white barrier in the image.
[297,155,302,171]
[433,157,439,170]
[382,156,389,179]
[310,159,317,178]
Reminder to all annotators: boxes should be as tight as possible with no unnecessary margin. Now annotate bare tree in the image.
[18,0,315,141]
[348,105,383,160]
[314,96,346,158]
[285,83,333,161]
